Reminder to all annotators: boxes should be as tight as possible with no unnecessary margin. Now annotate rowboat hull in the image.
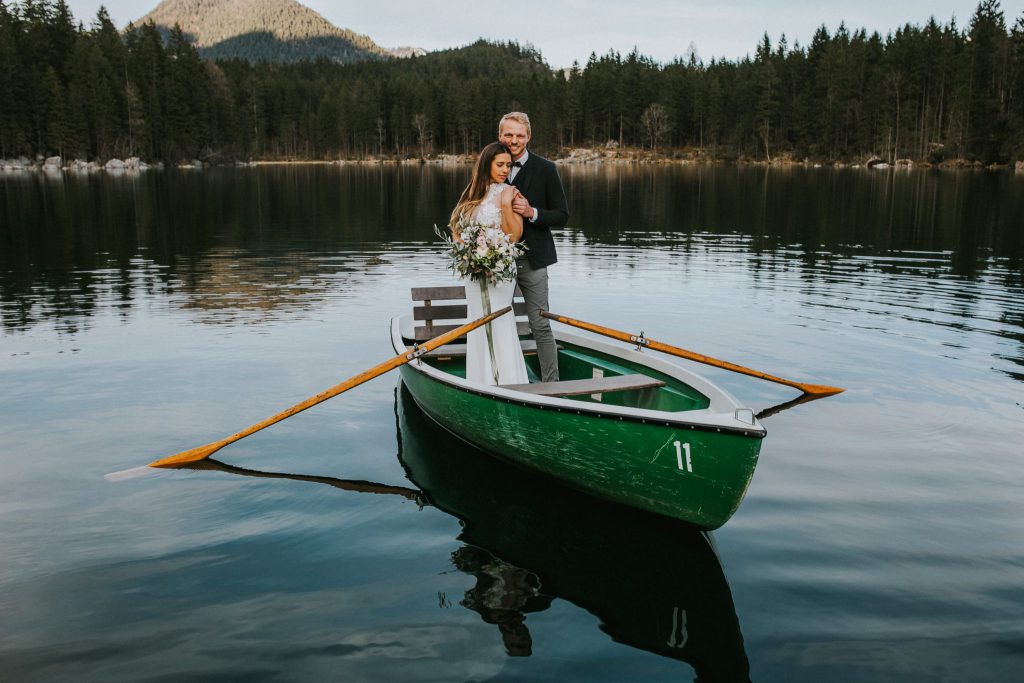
[392,316,765,529]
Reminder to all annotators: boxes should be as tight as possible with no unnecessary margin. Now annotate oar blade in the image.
[148,440,227,468]
[800,384,845,397]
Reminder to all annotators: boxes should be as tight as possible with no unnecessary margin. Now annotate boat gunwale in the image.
[390,315,766,439]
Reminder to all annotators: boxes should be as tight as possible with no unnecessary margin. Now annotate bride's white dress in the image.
[464,184,529,386]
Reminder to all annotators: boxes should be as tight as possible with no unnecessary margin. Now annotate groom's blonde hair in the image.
[498,111,532,136]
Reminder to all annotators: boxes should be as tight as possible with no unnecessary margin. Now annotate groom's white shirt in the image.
[509,150,528,182]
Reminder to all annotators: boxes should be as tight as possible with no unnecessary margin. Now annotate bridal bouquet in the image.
[435,216,526,285]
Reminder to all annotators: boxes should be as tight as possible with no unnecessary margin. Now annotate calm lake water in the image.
[1,164,1022,681]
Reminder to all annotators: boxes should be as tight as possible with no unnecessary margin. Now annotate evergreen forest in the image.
[1,0,1022,165]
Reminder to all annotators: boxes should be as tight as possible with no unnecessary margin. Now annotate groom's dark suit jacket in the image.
[509,152,569,269]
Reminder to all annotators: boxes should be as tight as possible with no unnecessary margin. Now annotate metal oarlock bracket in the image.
[630,331,649,351]
[407,343,425,364]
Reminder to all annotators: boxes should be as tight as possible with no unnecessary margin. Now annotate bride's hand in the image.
[500,186,517,207]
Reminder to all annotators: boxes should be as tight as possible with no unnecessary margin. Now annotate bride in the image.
[448,142,530,386]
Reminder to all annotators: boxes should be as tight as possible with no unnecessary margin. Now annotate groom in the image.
[500,111,569,383]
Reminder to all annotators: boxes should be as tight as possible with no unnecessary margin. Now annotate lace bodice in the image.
[472,183,506,229]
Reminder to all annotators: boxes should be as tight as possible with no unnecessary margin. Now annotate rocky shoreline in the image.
[552,146,1024,172]
[4,150,1023,174]
[0,156,168,172]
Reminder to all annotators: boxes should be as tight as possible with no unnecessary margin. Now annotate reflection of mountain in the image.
[395,384,752,679]
[176,248,334,324]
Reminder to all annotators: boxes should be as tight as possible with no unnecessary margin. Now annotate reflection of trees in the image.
[0,249,391,331]
[3,166,1021,336]
[0,166,466,333]
[563,165,1022,273]
[558,166,1024,377]
[997,310,1024,382]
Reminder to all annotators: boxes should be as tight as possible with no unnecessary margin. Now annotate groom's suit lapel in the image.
[511,155,537,196]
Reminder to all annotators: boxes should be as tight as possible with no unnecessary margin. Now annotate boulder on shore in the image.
[1016,161,1024,173]
[68,159,100,171]
[43,156,62,168]
[105,158,126,170]
[2,157,30,170]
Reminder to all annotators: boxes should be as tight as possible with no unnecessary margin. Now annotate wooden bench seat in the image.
[501,373,666,397]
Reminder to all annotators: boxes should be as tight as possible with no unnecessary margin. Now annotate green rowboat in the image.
[391,311,766,529]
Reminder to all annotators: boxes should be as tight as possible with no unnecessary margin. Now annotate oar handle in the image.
[541,311,844,397]
[149,306,513,468]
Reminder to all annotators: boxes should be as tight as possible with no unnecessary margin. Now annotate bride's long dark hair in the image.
[450,142,512,228]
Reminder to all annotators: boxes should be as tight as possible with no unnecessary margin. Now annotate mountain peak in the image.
[134,0,401,63]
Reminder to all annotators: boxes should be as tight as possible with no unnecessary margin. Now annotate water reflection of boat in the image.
[180,387,750,679]
[396,383,751,680]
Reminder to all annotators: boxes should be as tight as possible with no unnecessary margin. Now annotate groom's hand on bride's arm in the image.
[512,192,537,221]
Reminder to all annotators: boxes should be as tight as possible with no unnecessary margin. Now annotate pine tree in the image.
[966,0,1009,161]
[0,1,27,157]
[754,33,779,160]
[42,65,67,157]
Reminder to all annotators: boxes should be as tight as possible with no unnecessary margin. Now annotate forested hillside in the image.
[136,0,392,63]
[1,0,1021,165]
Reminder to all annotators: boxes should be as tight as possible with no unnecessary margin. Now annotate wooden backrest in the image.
[411,285,530,341]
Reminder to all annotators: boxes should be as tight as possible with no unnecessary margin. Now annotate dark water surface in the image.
[1,165,1022,681]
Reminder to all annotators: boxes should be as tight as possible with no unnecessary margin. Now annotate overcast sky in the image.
[65,1,1024,67]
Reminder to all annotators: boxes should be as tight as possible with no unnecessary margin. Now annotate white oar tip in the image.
[104,465,163,482]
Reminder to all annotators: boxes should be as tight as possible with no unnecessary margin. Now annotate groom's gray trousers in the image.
[516,256,559,382]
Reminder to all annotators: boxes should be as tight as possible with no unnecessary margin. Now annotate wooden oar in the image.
[541,311,844,397]
[148,306,512,468]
